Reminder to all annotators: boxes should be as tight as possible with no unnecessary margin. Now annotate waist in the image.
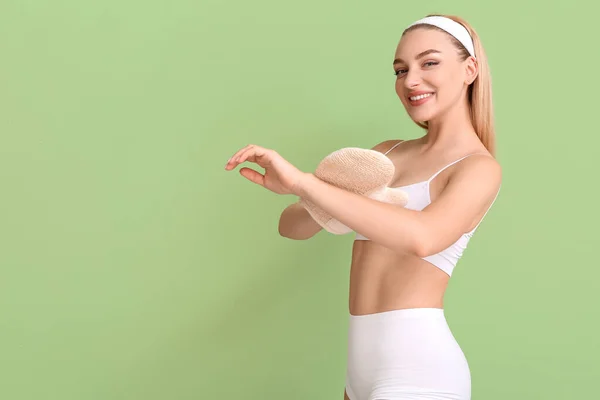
[347,307,450,339]
[350,306,444,319]
[349,241,449,315]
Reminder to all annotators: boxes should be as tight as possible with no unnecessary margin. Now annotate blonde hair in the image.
[403,14,496,157]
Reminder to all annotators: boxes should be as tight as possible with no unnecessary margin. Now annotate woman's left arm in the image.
[293,155,502,257]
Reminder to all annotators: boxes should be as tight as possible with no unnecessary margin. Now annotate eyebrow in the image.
[393,49,442,65]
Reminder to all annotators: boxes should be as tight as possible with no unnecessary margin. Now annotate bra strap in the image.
[426,152,490,183]
[383,140,407,155]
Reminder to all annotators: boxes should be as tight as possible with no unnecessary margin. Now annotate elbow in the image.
[278,211,295,238]
[400,225,432,258]
[277,205,321,240]
[278,227,296,240]
[278,230,311,241]
[278,220,292,238]
[277,220,311,241]
[278,226,287,238]
[412,217,435,257]
[412,240,430,258]
[278,226,294,239]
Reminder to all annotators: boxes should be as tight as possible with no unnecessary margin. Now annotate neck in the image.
[419,95,477,152]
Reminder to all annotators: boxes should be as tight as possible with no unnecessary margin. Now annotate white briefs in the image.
[345,308,471,400]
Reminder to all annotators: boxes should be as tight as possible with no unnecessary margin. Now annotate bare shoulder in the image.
[457,153,501,178]
[451,153,502,194]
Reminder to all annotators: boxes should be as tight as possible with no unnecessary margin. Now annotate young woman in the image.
[225,14,501,400]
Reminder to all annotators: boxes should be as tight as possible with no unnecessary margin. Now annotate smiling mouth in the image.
[409,93,434,101]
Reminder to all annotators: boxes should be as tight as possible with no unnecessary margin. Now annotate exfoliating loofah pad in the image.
[298,147,409,234]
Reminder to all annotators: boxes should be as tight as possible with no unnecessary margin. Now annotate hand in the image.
[225,144,308,195]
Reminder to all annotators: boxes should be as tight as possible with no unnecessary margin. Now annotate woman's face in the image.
[393,28,476,124]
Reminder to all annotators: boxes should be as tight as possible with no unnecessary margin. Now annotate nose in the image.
[403,69,421,89]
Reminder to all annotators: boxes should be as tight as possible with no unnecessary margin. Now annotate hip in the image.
[345,307,471,400]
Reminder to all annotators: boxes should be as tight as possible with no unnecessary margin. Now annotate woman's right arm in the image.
[279,140,401,240]
[278,202,323,240]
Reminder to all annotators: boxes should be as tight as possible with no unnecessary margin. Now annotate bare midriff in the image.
[348,240,450,316]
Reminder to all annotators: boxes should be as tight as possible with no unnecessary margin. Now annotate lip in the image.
[407,91,435,106]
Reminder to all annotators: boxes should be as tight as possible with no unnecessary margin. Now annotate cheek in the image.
[432,71,462,101]
[394,78,403,91]
[394,81,407,102]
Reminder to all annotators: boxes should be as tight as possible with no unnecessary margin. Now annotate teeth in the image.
[410,93,433,101]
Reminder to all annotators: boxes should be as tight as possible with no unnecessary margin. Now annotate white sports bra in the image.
[354,140,500,276]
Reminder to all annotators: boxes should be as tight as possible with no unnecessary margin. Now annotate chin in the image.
[407,110,437,123]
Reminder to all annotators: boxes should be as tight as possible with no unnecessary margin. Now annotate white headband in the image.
[407,16,476,58]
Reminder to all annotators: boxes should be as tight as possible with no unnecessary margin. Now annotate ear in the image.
[464,56,478,85]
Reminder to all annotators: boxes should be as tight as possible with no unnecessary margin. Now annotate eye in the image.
[393,61,439,77]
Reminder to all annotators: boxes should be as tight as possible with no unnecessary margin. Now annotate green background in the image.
[1,0,598,399]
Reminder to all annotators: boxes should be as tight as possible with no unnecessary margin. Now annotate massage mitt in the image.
[298,147,409,234]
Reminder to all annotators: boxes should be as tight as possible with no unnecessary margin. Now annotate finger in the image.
[239,167,265,187]
[238,145,268,166]
[226,144,254,167]
[231,145,267,170]
[225,145,254,170]
[233,146,254,166]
